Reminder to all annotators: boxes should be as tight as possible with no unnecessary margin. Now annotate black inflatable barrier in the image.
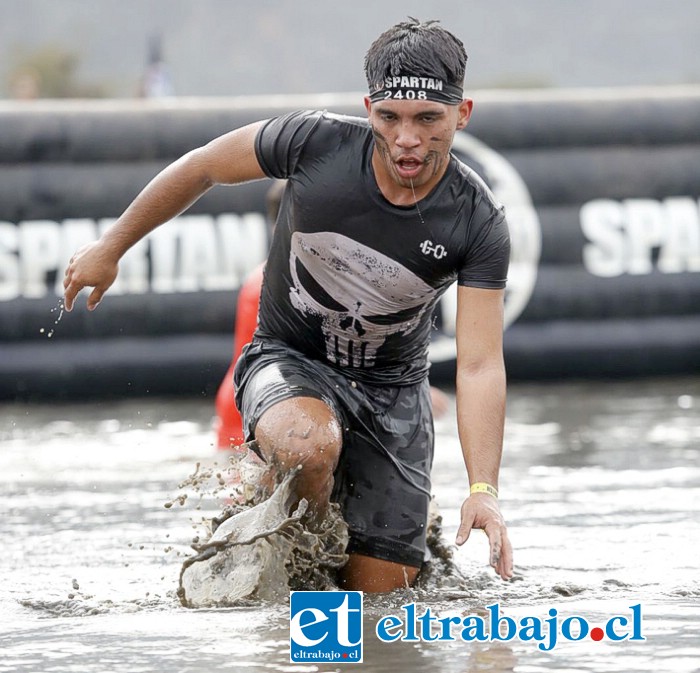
[468,89,700,149]
[0,163,271,221]
[4,315,699,401]
[2,264,696,344]
[0,99,321,163]
[1,87,699,400]
[0,293,237,342]
[2,88,699,160]
[519,268,700,322]
[502,315,700,380]
[505,145,700,205]
[0,335,232,400]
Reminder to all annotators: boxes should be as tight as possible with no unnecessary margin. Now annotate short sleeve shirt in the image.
[253,109,510,385]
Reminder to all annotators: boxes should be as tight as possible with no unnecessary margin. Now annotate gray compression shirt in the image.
[253,109,510,385]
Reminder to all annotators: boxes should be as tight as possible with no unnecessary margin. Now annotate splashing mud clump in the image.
[176,453,468,608]
[178,469,349,607]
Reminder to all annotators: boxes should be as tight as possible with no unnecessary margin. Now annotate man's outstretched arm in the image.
[453,284,513,580]
[63,120,267,311]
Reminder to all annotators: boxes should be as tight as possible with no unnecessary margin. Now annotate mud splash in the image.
[177,467,350,607]
[176,454,469,608]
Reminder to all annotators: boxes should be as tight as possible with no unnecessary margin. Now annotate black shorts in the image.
[234,339,434,568]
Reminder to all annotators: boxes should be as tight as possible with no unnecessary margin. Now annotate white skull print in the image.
[289,231,438,368]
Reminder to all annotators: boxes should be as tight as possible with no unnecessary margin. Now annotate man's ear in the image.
[456,98,474,130]
[364,96,372,115]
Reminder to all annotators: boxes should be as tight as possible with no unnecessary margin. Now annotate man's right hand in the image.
[63,241,119,312]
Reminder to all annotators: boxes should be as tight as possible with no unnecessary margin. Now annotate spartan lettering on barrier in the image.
[0,212,267,301]
[581,197,700,277]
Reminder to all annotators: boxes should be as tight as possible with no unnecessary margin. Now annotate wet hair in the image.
[364,18,467,91]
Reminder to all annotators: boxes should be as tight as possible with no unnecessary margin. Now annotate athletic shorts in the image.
[233,338,434,568]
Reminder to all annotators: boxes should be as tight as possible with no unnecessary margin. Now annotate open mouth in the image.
[394,157,424,179]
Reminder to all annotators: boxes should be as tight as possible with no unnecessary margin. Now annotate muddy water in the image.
[1,377,699,672]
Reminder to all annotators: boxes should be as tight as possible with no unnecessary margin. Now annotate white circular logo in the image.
[429,132,541,363]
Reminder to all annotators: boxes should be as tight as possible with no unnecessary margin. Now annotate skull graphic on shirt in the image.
[289,231,437,368]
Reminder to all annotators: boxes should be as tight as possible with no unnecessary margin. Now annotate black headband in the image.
[368,75,464,105]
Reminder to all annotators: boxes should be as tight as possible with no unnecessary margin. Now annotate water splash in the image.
[175,458,468,608]
[177,468,350,607]
[39,298,66,339]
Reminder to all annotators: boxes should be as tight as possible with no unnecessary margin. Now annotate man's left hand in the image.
[455,493,513,580]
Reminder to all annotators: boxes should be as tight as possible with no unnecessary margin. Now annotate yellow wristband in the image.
[470,482,498,498]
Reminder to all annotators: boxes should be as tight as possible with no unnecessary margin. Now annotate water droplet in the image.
[40,299,65,338]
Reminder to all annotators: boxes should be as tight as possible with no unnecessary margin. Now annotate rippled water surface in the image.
[1,377,699,672]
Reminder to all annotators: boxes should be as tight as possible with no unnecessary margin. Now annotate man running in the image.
[64,18,514,592]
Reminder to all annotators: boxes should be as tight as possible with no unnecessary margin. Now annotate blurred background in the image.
[3,0,699,100]
[1,0,699,400]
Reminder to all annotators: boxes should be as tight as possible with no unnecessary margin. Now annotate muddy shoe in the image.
[178,470,308,607]
[287,501,349,591]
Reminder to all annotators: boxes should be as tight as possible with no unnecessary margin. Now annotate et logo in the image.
[290,591,363,664]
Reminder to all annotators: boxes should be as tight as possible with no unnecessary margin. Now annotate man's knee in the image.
[255,397,342,474]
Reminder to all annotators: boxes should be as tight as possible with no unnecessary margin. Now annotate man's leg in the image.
[254,396,342,522]
[255,397,422,592]
[235,350,430,593]
[330,379,434,593]
[338,554,420,592]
